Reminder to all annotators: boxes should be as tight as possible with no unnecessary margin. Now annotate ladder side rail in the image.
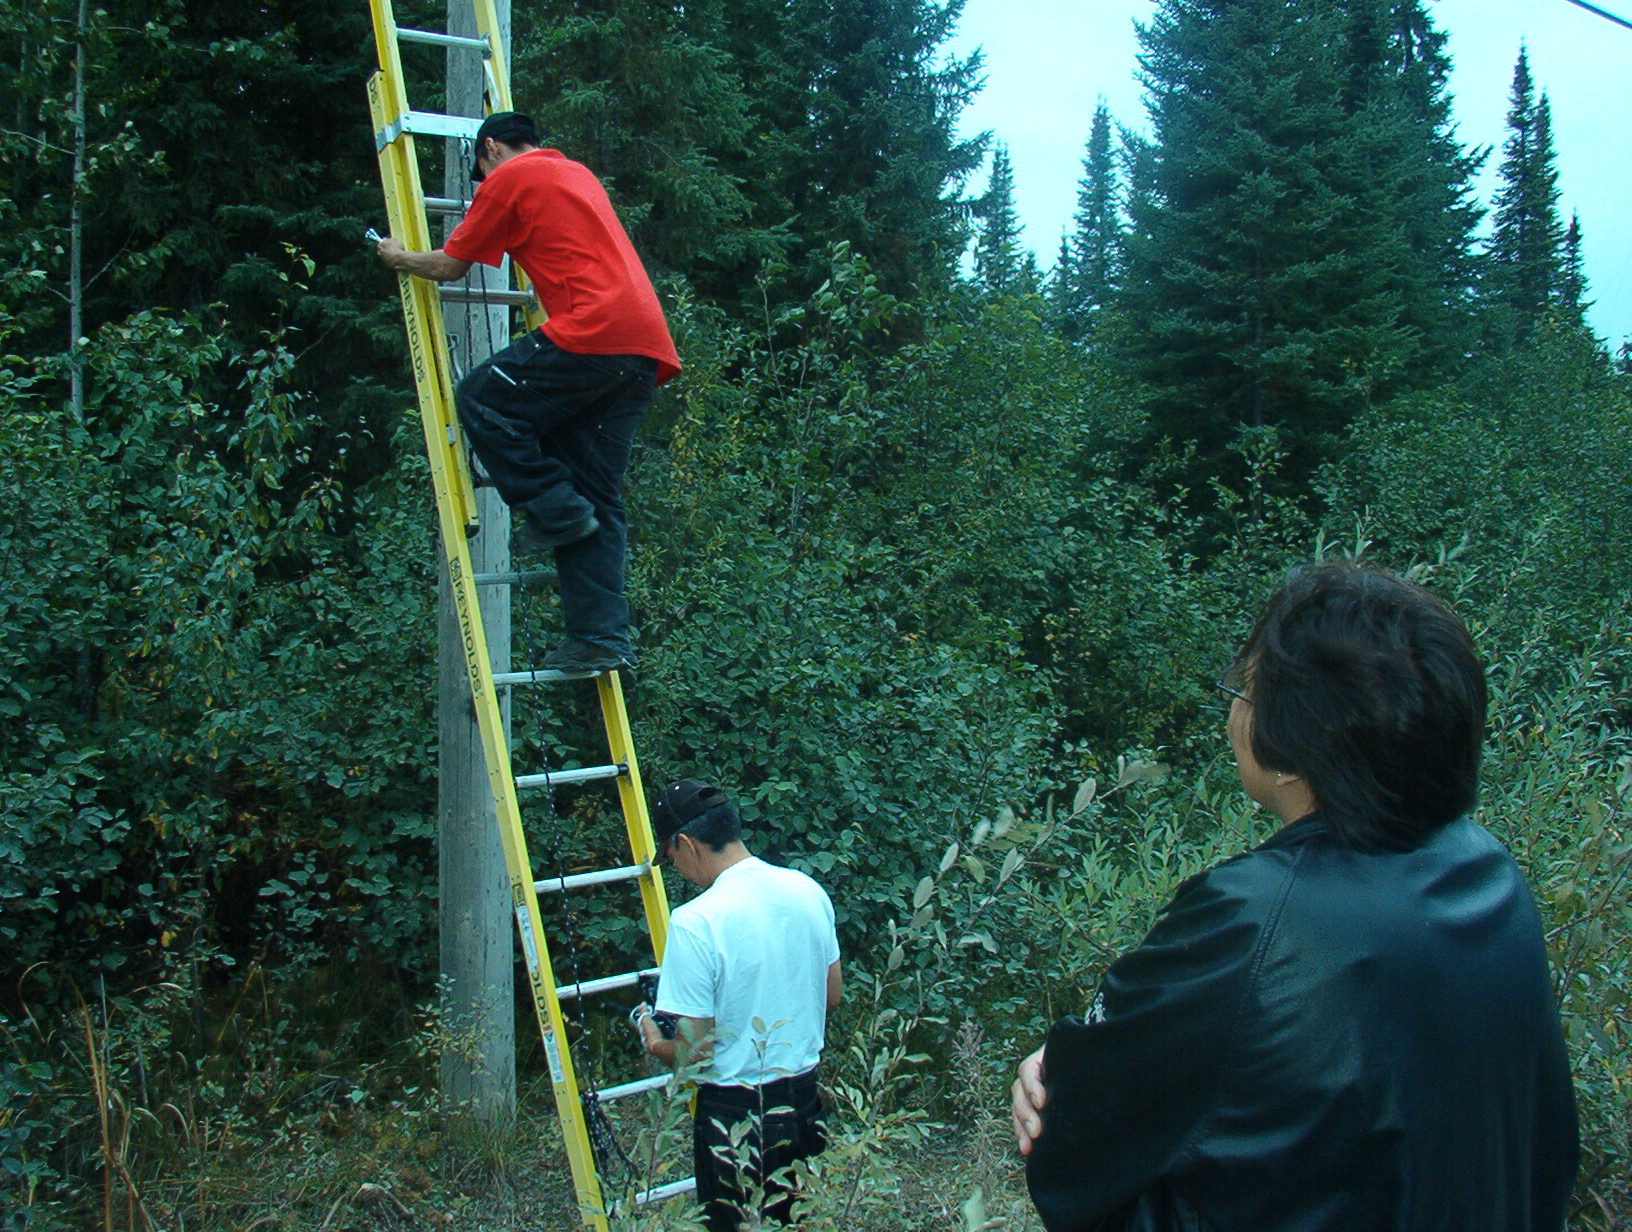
[469,0,514,112]
[368,0,413,128]
[367,0,479,530]
[413,359,610,1230]
[597,673,673,961]
[370,6,683,1224]
[367,74,481,534]
[466,0,547,335]
[368,6,608,1222]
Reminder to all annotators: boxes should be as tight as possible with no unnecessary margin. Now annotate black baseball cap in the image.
[651,779,729,853]
[470,111,539,182]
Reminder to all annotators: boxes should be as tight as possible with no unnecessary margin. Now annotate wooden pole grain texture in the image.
[437,0,516,1121]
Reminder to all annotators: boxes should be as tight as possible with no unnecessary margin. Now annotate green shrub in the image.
[0,308,442,991]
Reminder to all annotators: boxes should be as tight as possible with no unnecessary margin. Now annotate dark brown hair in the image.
[1234,561,1486,851]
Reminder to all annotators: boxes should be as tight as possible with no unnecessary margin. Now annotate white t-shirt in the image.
[655,855,840,1086]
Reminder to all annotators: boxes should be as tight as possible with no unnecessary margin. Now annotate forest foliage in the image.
[1,0,1629,1227]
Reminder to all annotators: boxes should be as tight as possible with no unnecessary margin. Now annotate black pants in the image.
[693,1071,825,1232]
[454,329,655,656]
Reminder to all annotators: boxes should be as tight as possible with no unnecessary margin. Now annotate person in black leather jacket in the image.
[1012,561,1578,1232]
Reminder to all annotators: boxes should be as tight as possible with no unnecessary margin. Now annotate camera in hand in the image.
[636,973,679,1040]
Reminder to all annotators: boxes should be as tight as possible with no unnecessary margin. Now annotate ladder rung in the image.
[535,863,651,895]
[593,1073,670,1103]
[636,1178,697,1206]
[375,109,482,151]
[474,569,554,586]
[495,664,627,686]
[515,763,625,790]
[493,668,576,686]
[395,27,493,54]
[371,55,672,1208]
[440,287,537,308]
[556,967,658,1001]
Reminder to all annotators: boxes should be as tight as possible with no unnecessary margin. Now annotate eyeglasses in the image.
[1215,670,1252,706]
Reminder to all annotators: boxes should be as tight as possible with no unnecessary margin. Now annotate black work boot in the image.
[512,507,599,555]
[543,638,637,676]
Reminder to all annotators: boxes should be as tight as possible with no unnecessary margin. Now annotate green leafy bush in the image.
[0,307,442,991]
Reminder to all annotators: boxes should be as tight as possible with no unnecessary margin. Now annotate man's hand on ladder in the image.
[369,226,410,269]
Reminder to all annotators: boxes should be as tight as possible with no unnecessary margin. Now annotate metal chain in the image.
[529,672,645,1198]
[452,139,500,380]
[460,122,645,1203]
[447,139,498,491]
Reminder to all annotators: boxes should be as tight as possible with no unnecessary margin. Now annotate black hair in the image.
[1234,561,1486,852]
[652,780,742,853]
[475,110,539,150]
[675,800,742,852]
[469,111,540,183]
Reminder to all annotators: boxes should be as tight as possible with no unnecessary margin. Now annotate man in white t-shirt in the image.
[630,780,842,1232]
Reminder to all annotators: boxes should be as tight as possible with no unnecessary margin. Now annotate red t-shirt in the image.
[444,149,680,386]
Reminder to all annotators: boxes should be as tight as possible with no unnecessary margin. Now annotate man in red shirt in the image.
[377,112,679,674]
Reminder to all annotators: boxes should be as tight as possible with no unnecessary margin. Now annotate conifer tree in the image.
[974,143,1023,294]
[1017,249,1043,295]
[1560,212,1590,325]
[512,0,776,293]
[516,0,983,305]
[1347,0,1484,367]
[718,0,985,301]
[1119,128,1158,246]
[1068,102,1120,324]
[0,0,403,451]
[1047,234,1076,330]
[1487,48,1569,341]
[1121,0,1480,484]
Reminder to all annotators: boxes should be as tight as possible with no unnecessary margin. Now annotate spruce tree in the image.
[1047,234,1076,331]
[1348,0,1484,368]
[511,0,777,294]
[1487,48,1569,342]
[973,143,1023,294]
[719,0,985,302]
[1119,128,1158,246]
[1560,212,1590,325]
[1017,250,1043,295]
[1068,102,1120,326]
[1121,0,1480,485]
[0,0,405,456]
[512,0,985,306]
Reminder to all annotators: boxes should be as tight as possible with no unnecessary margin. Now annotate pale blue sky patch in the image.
[948,0,1631,348]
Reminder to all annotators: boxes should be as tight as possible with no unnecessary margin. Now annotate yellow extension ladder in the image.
[365,3,688,1225]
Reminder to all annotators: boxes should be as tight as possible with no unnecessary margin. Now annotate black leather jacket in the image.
[1027,815,1578,1231]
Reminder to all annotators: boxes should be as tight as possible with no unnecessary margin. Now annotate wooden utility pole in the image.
[437,0,515,1121]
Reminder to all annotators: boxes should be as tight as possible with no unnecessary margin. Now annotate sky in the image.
[945,0,1632,349]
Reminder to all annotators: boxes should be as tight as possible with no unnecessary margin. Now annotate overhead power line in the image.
[1562,0,1632,32]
